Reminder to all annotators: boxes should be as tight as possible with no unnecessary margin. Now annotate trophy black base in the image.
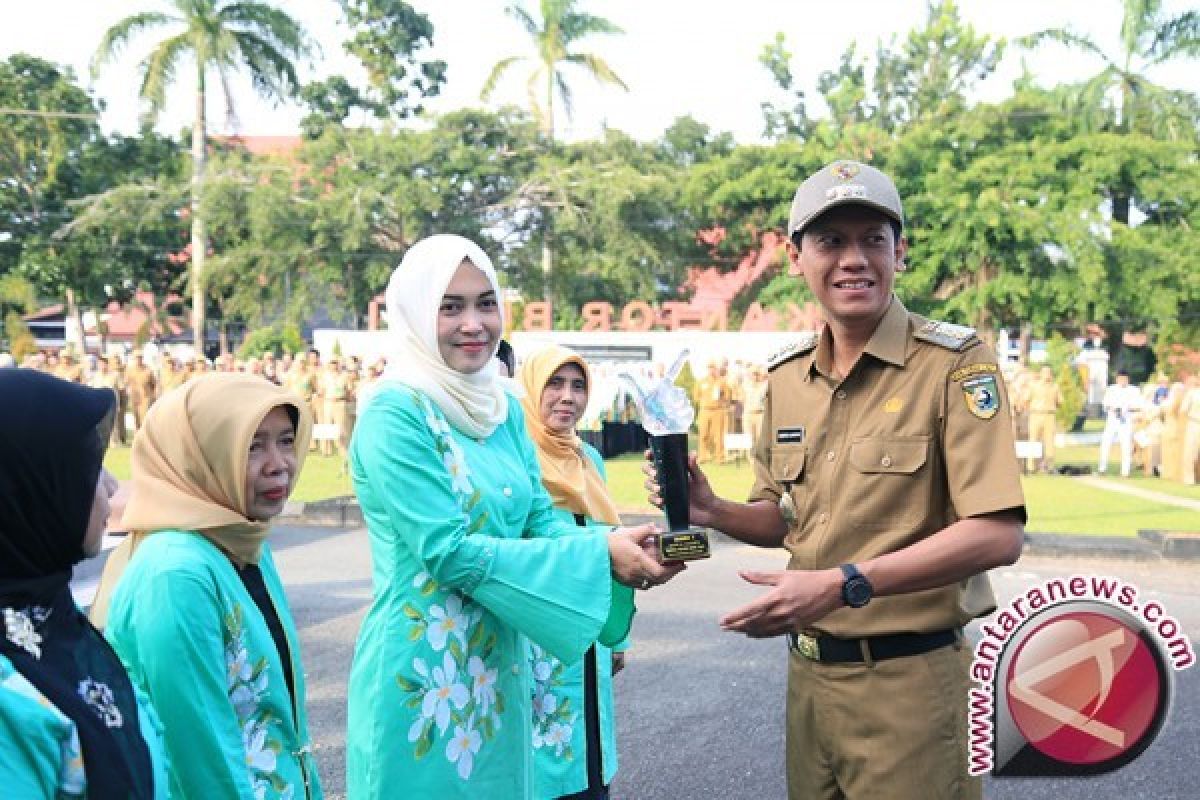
[659,527,711,562]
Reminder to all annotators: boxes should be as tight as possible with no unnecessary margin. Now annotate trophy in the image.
[621,351,711,562]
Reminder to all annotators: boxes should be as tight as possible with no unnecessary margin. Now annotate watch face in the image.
[844,578,872,608]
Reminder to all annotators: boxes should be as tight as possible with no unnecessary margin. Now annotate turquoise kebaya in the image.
[345,387,633,800]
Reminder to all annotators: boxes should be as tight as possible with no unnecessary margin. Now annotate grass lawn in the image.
[104,431,1199,537]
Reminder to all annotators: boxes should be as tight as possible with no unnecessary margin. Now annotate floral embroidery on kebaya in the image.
[390,395,508,781]
[223,604,293,799]
[76,677,124,728]
[3,606,49,659]
[529,643,576,760]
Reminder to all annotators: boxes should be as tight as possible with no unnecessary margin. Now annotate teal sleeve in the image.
[114,570,256,800]
[0,692,71,798]
[511,404,635,646]
[357,390,615,664]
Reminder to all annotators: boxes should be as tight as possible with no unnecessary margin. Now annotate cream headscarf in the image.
[518,346,621,526]
[379,234,510,438]
[89,373,312,627]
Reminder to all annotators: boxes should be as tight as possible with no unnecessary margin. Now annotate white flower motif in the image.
[445,715,483,780]
[412,571,432,588]
[3,608,42,659]
[532,657,554,683]
[442,442,474,496]
[467,656,497,715]
[226,641,253,687]
[423,408,450,436]
[76,678,123,728]
[421,651,469,733]
[243,720,278,774]
[544,721,573,757]
[532,688,557,720]
[426,594,470,652]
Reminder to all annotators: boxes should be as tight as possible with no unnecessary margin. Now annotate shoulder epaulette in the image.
[913,319,977,352]
[767,332,818,371]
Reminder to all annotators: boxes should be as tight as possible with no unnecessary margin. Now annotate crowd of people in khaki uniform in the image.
[11,347,384,465]
[691,359,769,464]
[1007,363,1200,483]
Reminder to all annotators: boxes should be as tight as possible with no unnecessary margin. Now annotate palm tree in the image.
[1022,0,1198,222]
[92,1,311,353]
[480,0,629,140]
[480,0,627,309]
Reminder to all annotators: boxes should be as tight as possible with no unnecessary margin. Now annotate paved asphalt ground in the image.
[75,528,1199,799]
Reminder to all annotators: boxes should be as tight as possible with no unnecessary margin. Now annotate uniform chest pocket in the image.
[845,435,931,529]
[770,446,806,483]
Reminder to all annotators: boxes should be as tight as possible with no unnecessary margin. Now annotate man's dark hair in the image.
[790,215,903,250]
[496,339,516,375]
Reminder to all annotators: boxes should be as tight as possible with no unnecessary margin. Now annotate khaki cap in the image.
[788,160,903,239]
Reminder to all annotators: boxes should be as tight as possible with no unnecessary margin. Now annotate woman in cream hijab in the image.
[346,234,680,799]
[94,373,323,800]
[519,345,629,800]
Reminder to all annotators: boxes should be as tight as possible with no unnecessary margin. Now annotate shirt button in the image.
[835,390,847,400]
[502,487,513,497]
[826,451,836,462]
[819,513,829,524]
[881,455,893,468]
[511,665,520,675]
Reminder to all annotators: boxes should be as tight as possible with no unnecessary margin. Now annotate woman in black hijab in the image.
[0,368,167,799]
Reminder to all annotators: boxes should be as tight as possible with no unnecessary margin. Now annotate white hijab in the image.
[380,234,510,438]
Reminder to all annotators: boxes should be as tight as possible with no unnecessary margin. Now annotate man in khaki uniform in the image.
[693,361,732,464]
[126,354,158,432]
[1181,376,1200,485]
[88,356,127,445]
[1026,365,1061,473]
[320,358,353,457]
[56,351,84,383]
[742,365,769,446]
[651,161,1025,800]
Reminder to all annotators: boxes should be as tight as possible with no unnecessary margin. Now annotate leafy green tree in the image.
[757,32,814,140]
[93,0,312,352]
[0,55,99,278]
[300,0,446,136]
[872,0,1004,131]
[1021,0,1199,223]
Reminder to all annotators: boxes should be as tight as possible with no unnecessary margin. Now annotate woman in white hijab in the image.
[346,235,680,799]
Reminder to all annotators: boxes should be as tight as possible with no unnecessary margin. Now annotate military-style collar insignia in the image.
[767,333,818,371]
[914,319,976,352]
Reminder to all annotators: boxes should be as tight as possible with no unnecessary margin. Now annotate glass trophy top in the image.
[620,350,696,435]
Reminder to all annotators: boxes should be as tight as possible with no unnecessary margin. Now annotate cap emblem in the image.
[831,162,860,181]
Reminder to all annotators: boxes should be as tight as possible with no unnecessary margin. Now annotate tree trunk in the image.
[541,221,554,312]
[191,69,209,355]
[64,287,87,354]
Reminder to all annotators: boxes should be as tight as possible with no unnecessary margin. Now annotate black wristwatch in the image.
[840,563,873,608]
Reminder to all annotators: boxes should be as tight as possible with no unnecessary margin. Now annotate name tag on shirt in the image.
[776,427,805,444]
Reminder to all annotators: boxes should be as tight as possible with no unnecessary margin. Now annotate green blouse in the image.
[346,385,633,800]
[106,533,322,800]
[530,442,627,798]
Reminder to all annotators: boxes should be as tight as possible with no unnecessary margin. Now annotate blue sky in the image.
[3,0,1196,143]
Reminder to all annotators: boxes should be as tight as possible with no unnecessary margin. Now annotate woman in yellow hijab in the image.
[93,373,323,800]
[518,345,628,800]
